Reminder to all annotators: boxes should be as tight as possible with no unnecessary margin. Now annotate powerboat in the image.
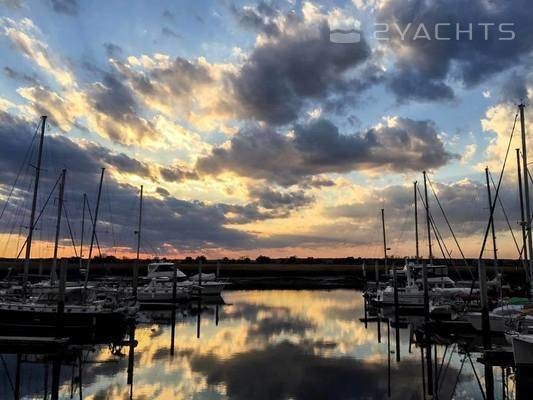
[463,304,533,333]
[147,262,187,280]
[505,332,533,365]
[144,262,227,298]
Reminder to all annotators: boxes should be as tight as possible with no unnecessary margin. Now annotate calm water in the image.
[0,290,500,399]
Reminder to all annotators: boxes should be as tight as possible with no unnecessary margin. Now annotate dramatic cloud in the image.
[0,111,294,255]
[111,55,235,130]
[326,178,522,257]
[84,71,161,144]
[108,4,377,130]
[229,4,373,125]
[159,165,198,183]
[248,186,314,210]
[231,1,281,37]
[377,0,533,101]
[197,117,455,185]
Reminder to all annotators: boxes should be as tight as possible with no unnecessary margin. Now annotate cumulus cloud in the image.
[111,54,235,131]
[248,186,314,210]
[326,177,521,256]
[0,110,293,254]
[159,165,198,182]
[376,0,533,101]
[229,3,374,125]
[197,117,455,185]
[107,3,377,130]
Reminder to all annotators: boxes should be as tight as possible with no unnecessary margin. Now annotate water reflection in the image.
[0,290,493,399]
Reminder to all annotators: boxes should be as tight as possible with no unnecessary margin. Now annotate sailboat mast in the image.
[84,168,105,289]
[423,171,433,262]
[79,193,86,269]
[414,181,419,261]
[519,103,533,289]
[23,115,47,294]
[51,169,66,283]
[485,167,498,273]
[381,208,387,271]
[517,149,528,266]
[133,185,143,298]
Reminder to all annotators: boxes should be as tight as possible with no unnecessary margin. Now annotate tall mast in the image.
[133,185,143,299]
[79,193,87,269]
[381,208,388,271]
[414,181,419,261]
[51,169,66,283]
[23,115,47,294]
[423,171,433,262]
[84,168,105,289]
[519,103,533,289]
[485,167,498,274]
[422,171,433,397]
[516,149,528,267]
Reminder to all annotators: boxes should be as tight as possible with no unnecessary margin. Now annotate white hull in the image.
[514,336,533,365]
[463,313,533,333]
[506,334,533,365]
[191,282,226,296]
[381,291,425,306]
[137,288,189,302]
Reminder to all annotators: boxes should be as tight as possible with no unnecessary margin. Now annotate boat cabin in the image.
[147,262,187,280]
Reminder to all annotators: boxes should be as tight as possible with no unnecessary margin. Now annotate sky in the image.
[0,0,532,260]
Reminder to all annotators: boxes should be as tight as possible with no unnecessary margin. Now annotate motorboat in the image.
[505,332,533,365]
[463,304,533,333]
[375,261,456,308]
[137,279,190,303]
[145,262,227,297]
[147,262,187,280]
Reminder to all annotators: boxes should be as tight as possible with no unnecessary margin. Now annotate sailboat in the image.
[0,117,136,337]
[461,104,533,334]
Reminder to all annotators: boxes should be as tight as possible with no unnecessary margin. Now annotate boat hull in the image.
[512,336,533,365]
[0,308,127,338]
[463,313,533,333]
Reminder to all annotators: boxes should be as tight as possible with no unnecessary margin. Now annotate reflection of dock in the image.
[0,336,69,353]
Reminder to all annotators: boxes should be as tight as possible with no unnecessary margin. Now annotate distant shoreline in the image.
[0,258,528,289]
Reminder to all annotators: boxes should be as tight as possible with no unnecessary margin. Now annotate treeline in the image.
[0,254,525,268]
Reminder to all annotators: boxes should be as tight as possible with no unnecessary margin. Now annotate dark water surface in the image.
[0,290,501,399]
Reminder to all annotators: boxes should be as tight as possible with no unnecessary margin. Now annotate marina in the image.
[1,1,533,398]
